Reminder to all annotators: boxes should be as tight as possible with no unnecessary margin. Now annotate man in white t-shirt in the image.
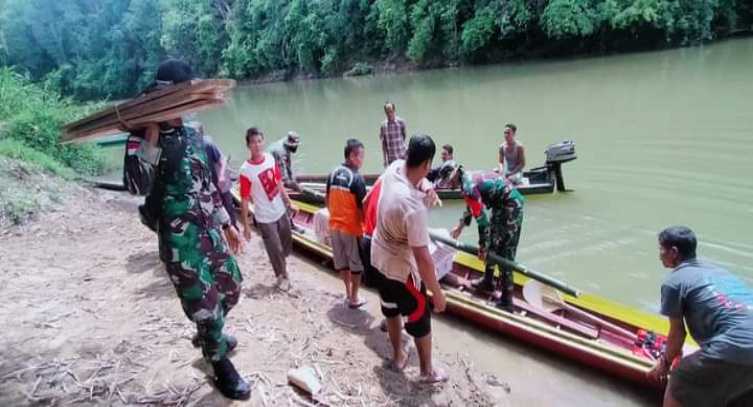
[371,134,449,384]
[239,127,297,291]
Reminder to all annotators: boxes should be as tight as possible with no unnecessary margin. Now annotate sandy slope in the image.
[0,187,506,406]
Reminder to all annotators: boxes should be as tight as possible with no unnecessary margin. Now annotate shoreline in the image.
[0,177,658,405]
[234,34,753,88]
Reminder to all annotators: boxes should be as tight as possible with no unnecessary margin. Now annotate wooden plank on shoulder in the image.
[61,79,235,143]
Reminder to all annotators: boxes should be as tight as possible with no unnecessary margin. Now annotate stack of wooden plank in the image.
[61,79,236,144]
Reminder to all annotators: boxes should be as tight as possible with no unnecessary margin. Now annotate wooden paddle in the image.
[428,231,580,297]
[522,280,637,341]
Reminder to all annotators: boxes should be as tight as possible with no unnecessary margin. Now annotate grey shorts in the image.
[670,352,753,407]
[331,230,363,273]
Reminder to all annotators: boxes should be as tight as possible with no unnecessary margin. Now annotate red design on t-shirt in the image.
[257,163,282,201]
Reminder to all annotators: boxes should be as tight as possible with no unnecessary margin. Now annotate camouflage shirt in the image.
[267,138,295,184]
[459,171,524,251]
[143,126,231,262]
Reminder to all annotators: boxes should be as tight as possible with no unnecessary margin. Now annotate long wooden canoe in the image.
[295,165,556,199]
[291,160,576,204]
[232,190,692,390]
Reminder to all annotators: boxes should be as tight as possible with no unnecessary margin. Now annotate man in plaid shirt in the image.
[379,102,407,167]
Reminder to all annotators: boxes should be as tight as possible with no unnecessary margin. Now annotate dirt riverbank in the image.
[0,186,508,406]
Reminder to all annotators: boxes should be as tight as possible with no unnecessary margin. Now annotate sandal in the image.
[389,341,412,372]
[419,368,449,384]
[348,298,368,309]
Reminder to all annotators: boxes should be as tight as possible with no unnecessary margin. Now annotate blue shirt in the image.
[660,260,753,364]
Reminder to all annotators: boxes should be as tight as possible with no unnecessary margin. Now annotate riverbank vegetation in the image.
[2,0,751,100]
[0,68,106,224]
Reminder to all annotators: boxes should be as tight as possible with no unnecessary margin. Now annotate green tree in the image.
[161,0,227,76]
[540,0,604,39]
[375,0,411,53]
[407,0,462,63]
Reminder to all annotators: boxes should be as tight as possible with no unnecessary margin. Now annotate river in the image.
[199,37,753,309]
[110,37,753,405]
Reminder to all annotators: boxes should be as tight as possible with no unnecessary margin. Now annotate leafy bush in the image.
[0,68,105,175]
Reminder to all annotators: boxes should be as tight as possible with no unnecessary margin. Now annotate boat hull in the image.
[232,191,670,391]
[294,166,556,203]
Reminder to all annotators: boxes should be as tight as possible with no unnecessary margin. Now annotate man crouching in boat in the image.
[371,134,449,383]
[443,164,525,311]
[648,226,753,407]
[135,60,250,400]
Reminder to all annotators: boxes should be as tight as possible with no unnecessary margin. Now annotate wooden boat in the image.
[292,166,557,204]
[231,190,691,391]
[293,140,577,202]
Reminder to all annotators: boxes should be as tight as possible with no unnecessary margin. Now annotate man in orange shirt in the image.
[326,139,368,308]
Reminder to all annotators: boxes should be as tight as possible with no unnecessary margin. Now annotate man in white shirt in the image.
[239,127,297,291]
[371,134,449,384]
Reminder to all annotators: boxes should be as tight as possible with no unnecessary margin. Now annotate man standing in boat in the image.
[326,138,368,308]
[498,124,526,185]
[379,102,407,167]
[444,164,525,311]
[648,226,753,407]
[371,134,448,383]
[135,60,250,400]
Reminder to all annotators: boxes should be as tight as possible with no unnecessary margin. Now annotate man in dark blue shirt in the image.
[649,226,753,407]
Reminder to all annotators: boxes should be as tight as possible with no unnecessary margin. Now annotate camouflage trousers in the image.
[482,206,524,303]
[164,227,242,362]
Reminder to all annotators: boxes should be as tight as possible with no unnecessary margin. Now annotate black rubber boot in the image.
[211,358,251,400]
[192,334,238,353]
[495,297,514,313]
[472,265,496,292]
[496,268,515,313]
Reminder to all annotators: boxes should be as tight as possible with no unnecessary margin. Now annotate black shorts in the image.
[375,272,431,338]
[670,352,753,407]
[359,236,378,287]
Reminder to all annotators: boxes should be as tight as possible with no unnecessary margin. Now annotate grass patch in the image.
[0,156,67,226]
[0,139,74,178]
[0,67,107,175]
[0,69,111,227]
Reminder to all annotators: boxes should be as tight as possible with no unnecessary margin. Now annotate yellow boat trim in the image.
[452,252,671,336]
[235,193,679,345]
[288,220,653,371]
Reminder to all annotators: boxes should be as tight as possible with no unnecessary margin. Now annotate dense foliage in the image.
[0,68,106,174]
[1,0,750,99]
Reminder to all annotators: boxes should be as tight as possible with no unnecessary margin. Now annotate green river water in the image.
[197,38,753,313]
[103,37,753,405]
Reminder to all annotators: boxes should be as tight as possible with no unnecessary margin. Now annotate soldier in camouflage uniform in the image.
[445,165,524,311]
[136,60,250,400]
[267,131,301,191]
